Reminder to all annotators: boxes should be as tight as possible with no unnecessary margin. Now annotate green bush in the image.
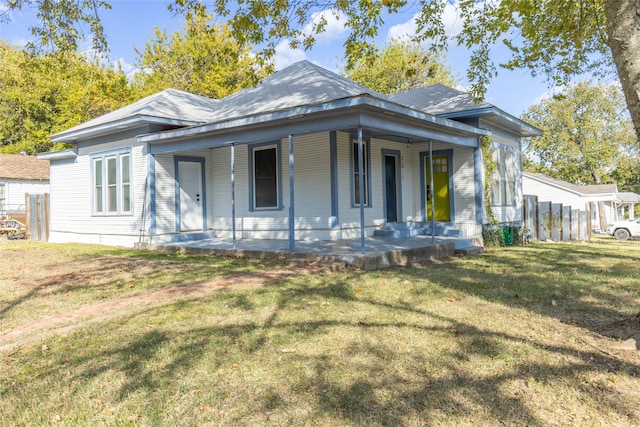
[482,225,502,248]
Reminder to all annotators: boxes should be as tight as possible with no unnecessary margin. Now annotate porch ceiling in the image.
[140,95,489,155]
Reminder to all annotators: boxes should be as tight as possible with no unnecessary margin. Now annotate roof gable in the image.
[0,153,50,180]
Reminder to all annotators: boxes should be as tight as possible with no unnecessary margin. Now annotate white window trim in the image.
[91,149,133,216]
[490,145,517,207]
[248,141,282,211]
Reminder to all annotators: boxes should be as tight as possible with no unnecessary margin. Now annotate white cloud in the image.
[301,9,348,45]
[113,57,140,78]
[387,1,465,43]
[273,39,307,70]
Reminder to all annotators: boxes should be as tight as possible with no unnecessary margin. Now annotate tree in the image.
[6,1,640,141]
[0,42,141,154]
[522,81,636,231]
[133,14,273,99]
[0,0,110,53]
[343,38,457,94]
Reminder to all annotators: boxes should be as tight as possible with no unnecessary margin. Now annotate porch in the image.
[135,234,483,270]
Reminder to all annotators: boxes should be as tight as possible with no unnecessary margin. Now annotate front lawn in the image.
[1,238,639,425]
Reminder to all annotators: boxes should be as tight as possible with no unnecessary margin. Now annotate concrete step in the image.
[450,238,475,250]
[379,221,429,231]
[376,222,461,238]
[454,245,484,256]
[373,228,426,238]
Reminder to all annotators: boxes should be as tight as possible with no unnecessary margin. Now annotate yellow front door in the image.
[425,154,451,221]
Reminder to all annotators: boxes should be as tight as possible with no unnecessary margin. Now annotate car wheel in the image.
[614,228,630,241]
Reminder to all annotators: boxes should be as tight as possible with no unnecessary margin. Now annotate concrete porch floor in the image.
[135,235,483,270]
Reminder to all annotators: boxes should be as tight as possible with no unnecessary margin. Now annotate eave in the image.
[50,115,202,143]
[37,149,78,161]
[139,95,490,154]
[442,107,541,137]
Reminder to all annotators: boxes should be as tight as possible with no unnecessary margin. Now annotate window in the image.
[490,146,516,206]
[433,157,448,173]
[352,138,371,206]
[93,150,132,214]
[250,143,280,210]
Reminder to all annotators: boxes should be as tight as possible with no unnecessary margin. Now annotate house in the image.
[617,192,640,220]
[38,61,539,249]
[0,153,50,222]
[522,171,620,230]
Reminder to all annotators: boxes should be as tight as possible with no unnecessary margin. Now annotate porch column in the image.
[630,204,635,220]
[429,140,435,244]
[231,143,237,249]
[288,134,295,252]
[358,127,365,254]
[147,151,156,238]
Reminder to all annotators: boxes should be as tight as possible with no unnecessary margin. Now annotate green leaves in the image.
[3,0,112,54]
[344,38,458,94]
[133,14,273,99]
[0,43,140,154]
[522,81,636,186]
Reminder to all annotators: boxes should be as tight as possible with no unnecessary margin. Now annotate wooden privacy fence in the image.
[25,193,49,241]
[523,195,591,242]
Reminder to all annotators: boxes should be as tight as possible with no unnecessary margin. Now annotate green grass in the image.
[0,241,272,330]
[1,238,639,425]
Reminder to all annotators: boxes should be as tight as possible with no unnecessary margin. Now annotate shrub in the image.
[483,223,528,247]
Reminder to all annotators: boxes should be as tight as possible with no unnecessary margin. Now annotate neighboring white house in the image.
[522,172,620,230]
[617,192,640,219]
[39,61,540,247]
[0,153,50,220]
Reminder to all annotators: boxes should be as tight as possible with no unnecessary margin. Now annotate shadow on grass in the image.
[39,272,639,425]
[3,240,639,424]
[398,241,640,333]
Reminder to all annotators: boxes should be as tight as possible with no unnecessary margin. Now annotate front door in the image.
[178,160,203,231]
[425,154,451,221]
[384,153,400,222]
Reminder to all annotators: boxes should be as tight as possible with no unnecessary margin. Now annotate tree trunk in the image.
[597,200,609,232]
[605,0,640,143]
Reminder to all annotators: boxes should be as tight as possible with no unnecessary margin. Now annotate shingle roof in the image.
[0,153,50,180]
[618,192,640,203]
[51,61,537,144]
[199,60,386,123]
[52,88,220,139]
[387,84,493,115]
[523,172,617,195]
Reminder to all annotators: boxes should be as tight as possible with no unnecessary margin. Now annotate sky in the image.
[0,0,553,117]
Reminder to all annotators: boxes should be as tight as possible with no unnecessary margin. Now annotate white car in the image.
[606,219,640,240]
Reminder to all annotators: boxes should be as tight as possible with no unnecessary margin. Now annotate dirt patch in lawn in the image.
[0,265,325,351]
[0,239,327,350]
[599,313,640,350]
